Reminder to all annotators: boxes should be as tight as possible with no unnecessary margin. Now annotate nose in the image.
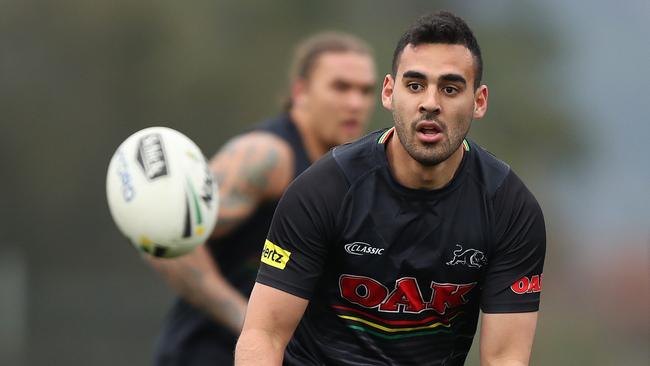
[418,89,441,115]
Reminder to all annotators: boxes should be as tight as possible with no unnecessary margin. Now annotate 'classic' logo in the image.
[344,242,384,256]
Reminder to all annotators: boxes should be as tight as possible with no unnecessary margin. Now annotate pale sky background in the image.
[547,0,649,250]
[475,0,649,253]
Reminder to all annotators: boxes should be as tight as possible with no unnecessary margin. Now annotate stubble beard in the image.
[393,112,469,167]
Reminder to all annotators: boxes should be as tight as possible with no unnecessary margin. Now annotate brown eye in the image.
[442,86,458,95]
[407,83,423,92]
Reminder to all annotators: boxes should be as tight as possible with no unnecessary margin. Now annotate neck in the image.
[386,136,465,190]
[289,108,329,163]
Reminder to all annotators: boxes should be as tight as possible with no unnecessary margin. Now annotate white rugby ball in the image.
[106,127,218,258]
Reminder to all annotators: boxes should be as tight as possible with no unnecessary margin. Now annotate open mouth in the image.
[415,121,443,143]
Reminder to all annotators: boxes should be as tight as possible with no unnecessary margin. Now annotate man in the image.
[236,11,546,366]
[149,32,376,365]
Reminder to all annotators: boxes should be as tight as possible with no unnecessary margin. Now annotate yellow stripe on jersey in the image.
[336,313,461,333]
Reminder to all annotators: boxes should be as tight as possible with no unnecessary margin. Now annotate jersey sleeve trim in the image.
[481,301,540,314]
[256,273,312,300]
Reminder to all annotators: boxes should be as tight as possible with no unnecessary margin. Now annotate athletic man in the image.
[236,11,546,366]
[149,32,376,365]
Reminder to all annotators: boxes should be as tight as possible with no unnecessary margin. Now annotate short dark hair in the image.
[391,11,483,89]
[284,32,373,111]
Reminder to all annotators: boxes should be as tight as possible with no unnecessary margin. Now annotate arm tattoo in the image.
[211,137,285,233]
[240,145,279,193]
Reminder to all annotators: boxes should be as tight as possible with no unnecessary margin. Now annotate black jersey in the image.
[209,115,311,296]
[257,127,546,366]
[154,115,311,365]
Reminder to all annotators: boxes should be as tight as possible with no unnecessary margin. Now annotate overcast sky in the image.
[546,0,649,249]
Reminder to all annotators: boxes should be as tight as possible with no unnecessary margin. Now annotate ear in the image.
[291,79,307,108]
[473,85,488,119]
[381,74,395,111]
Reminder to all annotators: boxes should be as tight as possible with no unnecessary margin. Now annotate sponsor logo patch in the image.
[136,133,168,180]
[339,274,476,315]
[261,240,291,270]
[445,244,487,269]
[511,274,543,294]
[344,242,384,256]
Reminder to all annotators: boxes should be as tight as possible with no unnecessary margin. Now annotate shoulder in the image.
[212,131,294,173]
[225,129,293,153]
[331,129,386,185]
[280,129,386,213]
[252,114,292,135]
[332,129,385,160]
[210,130,294,199]
[495,170,543,220]
[466,140,543,221]
[466,140,512,197]
[223,114,295,156]
[213,130,293,162]
[288,151,348,198]
[272,152,349,242]
[469,145,544,245]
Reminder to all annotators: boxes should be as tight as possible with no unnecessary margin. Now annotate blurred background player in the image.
[147,32,376,365]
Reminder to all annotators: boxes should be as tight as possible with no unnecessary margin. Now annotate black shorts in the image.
[153,300,237,366]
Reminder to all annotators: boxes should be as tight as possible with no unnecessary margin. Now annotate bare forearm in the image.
[235,329,285,366]
[481,358,529,366]
[177,264,247,333]
[147,247,247,333]
[480,312,537,366]
[235,284,308,365]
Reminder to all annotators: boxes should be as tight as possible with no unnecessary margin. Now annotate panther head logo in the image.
[446,245,487,269]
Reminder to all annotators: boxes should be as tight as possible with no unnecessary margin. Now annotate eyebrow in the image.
[402,70,427,80]
[439,73,467,85]
[401,71,467,86]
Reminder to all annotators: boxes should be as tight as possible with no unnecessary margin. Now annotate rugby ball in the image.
[106,127,218,258]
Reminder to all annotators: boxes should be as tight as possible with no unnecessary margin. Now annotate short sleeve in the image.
[255,153,348,300]
[480,171,546,313]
